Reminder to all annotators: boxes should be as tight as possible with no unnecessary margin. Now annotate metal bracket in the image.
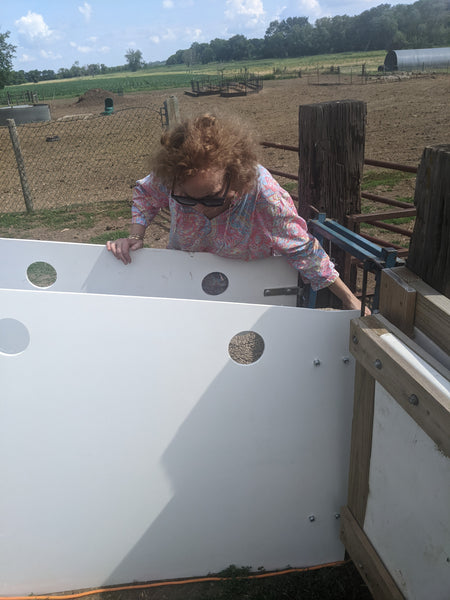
[308,213,401,315]
[263,286,300,297]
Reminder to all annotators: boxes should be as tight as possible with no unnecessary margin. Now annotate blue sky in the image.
[2,0,415,72]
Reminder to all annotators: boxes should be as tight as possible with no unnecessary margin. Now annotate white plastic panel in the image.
[0,239,358,596]
[0,237,299,305]
[364,335,450,600]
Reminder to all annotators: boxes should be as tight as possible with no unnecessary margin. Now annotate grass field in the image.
[1,50,387,103]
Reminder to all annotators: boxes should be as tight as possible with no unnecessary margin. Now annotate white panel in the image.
[364,336,450,600]
[0,286,357,596]
[0,238,299,305]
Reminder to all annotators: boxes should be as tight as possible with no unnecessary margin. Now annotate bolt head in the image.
[374,359,383,369]
[408,394,419,406]
[308,515,316,522]
[313,359,321,366]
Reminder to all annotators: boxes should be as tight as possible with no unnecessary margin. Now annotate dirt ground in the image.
[48,73,449,166]
[4,72,447,248]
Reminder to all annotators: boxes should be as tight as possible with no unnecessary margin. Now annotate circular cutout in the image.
[27,261,57,288]
[201,272,229,296]
[0,318,30,355]
[228,331,265,364]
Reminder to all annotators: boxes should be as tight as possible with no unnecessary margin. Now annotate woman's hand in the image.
[106,237,143,265]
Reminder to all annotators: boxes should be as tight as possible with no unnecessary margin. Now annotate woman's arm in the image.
[328,277,370,314]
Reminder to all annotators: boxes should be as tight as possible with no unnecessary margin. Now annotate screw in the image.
[335,513,341,519]
[408,394,419,406]
[313,359,321,366]
[309,515,316,522]
[342,357,350,364]
[374,359,382,369]
[352,336,359,344]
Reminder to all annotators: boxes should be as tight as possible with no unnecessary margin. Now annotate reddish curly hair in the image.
[149,113,260,193]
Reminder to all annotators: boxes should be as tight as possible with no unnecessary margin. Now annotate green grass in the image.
[0,200,130,233]
[89,230,129,244]
[361,170,415,192]
[2,50,387,103]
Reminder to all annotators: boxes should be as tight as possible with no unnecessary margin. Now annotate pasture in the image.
[1,50,388,102]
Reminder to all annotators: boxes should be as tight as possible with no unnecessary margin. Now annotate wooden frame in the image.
[341,267,450,600]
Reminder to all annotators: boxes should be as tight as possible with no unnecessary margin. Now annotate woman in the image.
[107,113,365,312]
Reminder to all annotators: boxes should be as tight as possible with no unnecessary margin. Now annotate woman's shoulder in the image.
[255,164,294,208]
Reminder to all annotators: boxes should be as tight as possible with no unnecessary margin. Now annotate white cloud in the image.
[40,49,62,60]
[163,0,174,8]
[18,53,35,63]
[78,2,93,23]
[225,0,265,24]
[185,27,202,40]
[162,29,177,41]
[70,41,93,52]
[15,11,54,40]
[296,0,321,17]
[99,46,110,53]
[150,35,160,43]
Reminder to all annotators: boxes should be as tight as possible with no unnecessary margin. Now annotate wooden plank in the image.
[388,266,450,356]
[407,144,450,298]
[346,363,375,526]
[379,269,416,337]
[350,315,450,457]
[340,506,405,600]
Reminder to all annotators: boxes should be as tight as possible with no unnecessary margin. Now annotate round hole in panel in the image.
[201,272,229,296]
[228,331,265,365]
[0,318,30,355]
[27,261,57,288]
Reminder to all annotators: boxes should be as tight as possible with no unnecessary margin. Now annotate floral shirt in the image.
[131,165,338,291]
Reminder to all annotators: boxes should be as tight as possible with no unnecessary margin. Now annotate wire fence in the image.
[0,105,165,213]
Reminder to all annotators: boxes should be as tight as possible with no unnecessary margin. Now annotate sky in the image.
[2,0,416,72]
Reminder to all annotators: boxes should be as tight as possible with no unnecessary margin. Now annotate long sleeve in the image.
[131,173,171,227]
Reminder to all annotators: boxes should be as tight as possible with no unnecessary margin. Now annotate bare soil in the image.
[16,72,447,247]
[6,73,448,248]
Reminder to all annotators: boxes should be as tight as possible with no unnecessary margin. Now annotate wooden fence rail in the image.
[261,140,417,255]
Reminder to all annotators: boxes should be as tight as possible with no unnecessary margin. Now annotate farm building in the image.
[384,47,450,71]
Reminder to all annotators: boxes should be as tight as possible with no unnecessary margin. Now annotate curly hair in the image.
[149,113,260,193]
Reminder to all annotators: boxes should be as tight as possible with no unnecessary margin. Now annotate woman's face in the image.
[173,169,232,219]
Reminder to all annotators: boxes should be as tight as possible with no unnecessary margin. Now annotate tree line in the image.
[1,0,448,88]
[167,0,449,66]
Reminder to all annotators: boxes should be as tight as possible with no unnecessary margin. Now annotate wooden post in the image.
[164,96,180,128]
[298,99,366,222]
[407,144,450,298]
[7,118,34,213]
[298,100,366,301]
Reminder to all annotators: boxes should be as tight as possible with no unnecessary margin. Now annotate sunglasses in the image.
[171,175,230,207]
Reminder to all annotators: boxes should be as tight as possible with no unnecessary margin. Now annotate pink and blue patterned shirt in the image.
[131,164,338,291]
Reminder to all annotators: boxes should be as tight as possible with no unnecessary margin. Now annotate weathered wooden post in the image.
[407,144,450,298]
[7,118,34,213]
[298,100,366,302]
[164,95,180,128]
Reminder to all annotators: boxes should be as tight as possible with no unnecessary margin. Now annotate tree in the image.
[125,49,143,71]
[0,30,16,89]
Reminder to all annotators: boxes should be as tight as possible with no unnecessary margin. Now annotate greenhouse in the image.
[384,47,450,71]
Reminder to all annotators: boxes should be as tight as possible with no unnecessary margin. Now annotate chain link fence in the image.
[0,105,166,214]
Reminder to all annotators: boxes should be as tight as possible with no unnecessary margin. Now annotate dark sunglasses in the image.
[171,175,230,207]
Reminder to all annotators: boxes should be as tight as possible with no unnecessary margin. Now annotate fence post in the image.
[7,118,34,213]
[407,144,450,298]
[164,96,180,128]
[297,100,366,300]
